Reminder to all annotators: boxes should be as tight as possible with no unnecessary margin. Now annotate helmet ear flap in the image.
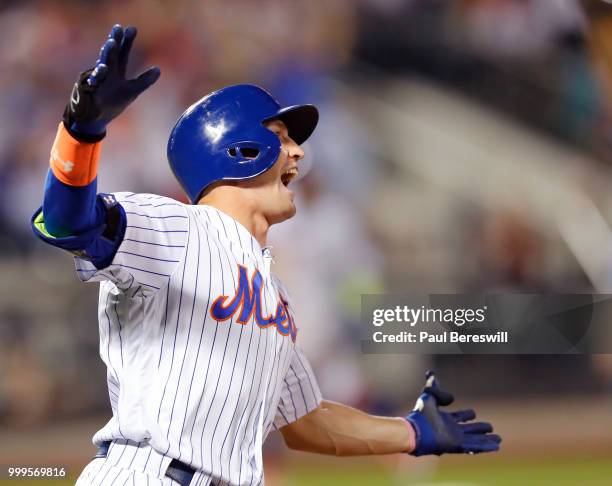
[224,141,271,165]
[226,142,261,162]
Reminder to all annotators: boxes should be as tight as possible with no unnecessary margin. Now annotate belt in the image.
[95,440,196,486]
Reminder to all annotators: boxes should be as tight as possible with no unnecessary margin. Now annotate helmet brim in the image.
[264,104,319,145]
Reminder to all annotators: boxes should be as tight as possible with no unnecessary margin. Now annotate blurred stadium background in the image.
[1,0,612,484]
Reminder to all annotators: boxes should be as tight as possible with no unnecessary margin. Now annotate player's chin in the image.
[285,202,297,219]
[279,202,297,222]
[270,197,296,224]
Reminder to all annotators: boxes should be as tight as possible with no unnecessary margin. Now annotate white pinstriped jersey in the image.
[74,192,322,486]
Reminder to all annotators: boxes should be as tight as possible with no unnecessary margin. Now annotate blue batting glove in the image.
[63,24,160,141]
[406,371,501,456]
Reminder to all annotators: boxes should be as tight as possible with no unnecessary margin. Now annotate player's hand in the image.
[405,371,501,456]
[63,24,161,141]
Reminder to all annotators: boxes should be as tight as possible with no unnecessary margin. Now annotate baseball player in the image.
[32,25,500,486]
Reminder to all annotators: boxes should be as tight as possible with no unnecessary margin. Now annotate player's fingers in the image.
[108,24,123,43]
[127,67,161,95]
[461,421,493,435]
[118,26,137,76]
[97,39,116,66]
[451,409,476,423]
[468,434,502,445]
[463,434,502,453]
[423,386,454,406]
[105,25,123,69]
[422,371,454,406]
[87,64,108,87]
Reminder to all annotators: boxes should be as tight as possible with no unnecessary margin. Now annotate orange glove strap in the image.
[49,123,101,187]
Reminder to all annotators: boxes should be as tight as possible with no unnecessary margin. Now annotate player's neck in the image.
[197,192,269,248]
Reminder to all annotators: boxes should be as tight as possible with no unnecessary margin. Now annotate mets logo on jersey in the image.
[210,264,297,342]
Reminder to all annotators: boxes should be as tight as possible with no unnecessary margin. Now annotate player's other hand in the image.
[405,371,501,456]
[63,24,161,141]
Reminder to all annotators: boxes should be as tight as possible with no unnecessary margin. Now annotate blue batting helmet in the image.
[167,84,318,203]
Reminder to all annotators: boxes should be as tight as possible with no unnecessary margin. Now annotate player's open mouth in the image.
[281,167,298,187]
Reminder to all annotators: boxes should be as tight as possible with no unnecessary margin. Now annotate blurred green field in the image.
[284,456,612,486]
[2,455,611,486]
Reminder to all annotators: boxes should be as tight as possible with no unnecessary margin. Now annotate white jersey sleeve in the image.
[74,192,189,294]
[274,346,323,428]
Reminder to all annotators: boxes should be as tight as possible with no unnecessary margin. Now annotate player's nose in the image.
[286,137,304,162]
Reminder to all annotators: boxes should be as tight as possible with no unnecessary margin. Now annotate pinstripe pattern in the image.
[75,442,178,485]
[72,193,322,485]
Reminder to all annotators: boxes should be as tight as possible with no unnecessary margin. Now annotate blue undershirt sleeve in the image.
[42,169,103,237]
[32,170,126,270]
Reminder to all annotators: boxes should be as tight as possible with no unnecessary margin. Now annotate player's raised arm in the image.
[279,371,501,457]
[32,25,159,265]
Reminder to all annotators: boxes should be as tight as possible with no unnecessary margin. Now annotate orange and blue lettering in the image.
[210,264,297,342]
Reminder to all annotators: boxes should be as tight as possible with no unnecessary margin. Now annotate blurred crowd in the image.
[1,0,612,429]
